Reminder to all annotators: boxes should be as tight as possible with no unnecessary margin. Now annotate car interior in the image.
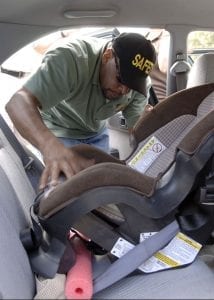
[0,0,214,299]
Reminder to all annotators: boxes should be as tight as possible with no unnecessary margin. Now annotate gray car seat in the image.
[0,54,214,299]
[0,117,214,300]
[0,129,36,299]
[187,53,214,88]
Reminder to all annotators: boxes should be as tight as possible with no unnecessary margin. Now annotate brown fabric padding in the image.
[133,83,214,145]
[178,111,214,154]
[69,144,125,164]
[39,162,157,218]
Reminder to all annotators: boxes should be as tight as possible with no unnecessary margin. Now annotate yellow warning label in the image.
[154,252,180,267]
[129,137,155,167]
[177,232,202,250]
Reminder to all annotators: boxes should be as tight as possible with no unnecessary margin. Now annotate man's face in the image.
[99,48,130,100]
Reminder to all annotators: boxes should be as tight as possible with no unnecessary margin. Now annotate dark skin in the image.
[5,45,131,190]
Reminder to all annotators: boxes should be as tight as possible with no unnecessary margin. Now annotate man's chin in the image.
[102,89,120,100]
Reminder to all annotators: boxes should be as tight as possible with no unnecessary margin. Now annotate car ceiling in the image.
[0,0,214,28]
[0,0,214,71]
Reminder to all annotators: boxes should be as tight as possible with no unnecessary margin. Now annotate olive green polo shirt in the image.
[24,37,148,139]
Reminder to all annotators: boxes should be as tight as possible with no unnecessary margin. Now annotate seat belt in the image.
[93,220,179,294]
[0,114,43,191]
[170,53,191,91]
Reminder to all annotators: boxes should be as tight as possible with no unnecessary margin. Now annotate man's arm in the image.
[5,88,94,190]
[122,90,149,127]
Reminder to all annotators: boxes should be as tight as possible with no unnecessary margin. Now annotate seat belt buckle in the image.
[24,156,34,170]
[200,173,214,205]
[200,186,214,205]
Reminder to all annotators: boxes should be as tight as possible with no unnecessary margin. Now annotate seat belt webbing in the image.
[170,53,191,91]
[0,114,42,191]
[93,220,179,294]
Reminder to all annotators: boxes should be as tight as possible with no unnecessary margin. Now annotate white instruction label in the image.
[111,232,202,273]
[128,136,166,173]
[111,238,134,257]
[139,232,202,273]
[140,231,157,242]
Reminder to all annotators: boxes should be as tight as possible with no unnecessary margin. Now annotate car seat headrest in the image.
[187,53,214,88]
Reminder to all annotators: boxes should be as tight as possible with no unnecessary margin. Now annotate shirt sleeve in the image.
[23,47,76,111]
[122,78,152,128]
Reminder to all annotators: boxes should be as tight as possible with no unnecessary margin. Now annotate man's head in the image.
[100,32,156,99]
[112,32,156,95]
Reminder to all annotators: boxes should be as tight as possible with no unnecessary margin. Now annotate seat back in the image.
[187,53,214,88]
[0,129,36,298]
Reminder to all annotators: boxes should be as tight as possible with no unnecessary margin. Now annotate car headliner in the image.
[0,0,213,93]
[0,0,213,28]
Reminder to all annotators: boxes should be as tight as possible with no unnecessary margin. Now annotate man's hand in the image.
[144,104,154,115]
[39,139,95,190]
[5,88,95,190]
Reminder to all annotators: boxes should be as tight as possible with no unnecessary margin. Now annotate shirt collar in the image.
[92,43,107,85]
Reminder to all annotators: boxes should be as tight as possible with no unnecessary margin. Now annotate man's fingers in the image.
[39,167,50,190]
[39,162,69,190]
[145,104,154,111]
[39,155,96,190]
[60,160,76,179]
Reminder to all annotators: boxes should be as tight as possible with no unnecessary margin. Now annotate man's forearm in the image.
[5,88,58,153]
[6,88,95,189]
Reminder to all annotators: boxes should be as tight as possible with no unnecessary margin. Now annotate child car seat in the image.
[1,108,214,299]
[27,82,214,281]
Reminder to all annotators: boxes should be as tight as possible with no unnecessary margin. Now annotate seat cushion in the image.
[95,258,214,299]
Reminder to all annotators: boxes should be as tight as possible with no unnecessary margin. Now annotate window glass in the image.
[1,27,170,77]
[187,31,214,64]
[0,26,170,104]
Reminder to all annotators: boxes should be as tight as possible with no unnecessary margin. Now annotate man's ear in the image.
[102,48,113,63]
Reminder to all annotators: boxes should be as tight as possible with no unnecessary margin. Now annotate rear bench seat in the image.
[0,129,36,299]
[0,122,214,299]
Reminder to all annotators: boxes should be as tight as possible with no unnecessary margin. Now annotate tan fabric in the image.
[34,274,66,299]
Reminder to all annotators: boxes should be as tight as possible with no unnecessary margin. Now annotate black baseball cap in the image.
[112,32,156,96]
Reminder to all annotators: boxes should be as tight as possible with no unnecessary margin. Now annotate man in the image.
[147,29,170,102]
[6,32,156,189]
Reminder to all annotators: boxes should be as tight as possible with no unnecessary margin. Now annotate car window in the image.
[187,31,214,64]
[1,26,169,78]
[0,26,170,104]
